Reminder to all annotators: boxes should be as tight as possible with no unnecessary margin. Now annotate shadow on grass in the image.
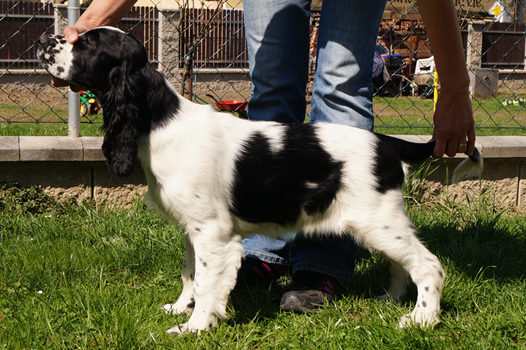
[227,278,289,326]
[348,203,525,315]
[418,211,526,282]
[224,201,525,327]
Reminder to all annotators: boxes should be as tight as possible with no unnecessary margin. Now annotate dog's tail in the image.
[450,148,483,184]
[375,133,483,184]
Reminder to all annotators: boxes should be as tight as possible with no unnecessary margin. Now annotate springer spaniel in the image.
[38,27,483,335]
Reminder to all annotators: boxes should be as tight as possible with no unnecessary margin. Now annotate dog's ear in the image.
[100,61,147,177]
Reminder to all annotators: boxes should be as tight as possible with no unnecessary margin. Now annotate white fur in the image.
[44,41,74,80]
[37,27,125,81]
[133,82,447,334]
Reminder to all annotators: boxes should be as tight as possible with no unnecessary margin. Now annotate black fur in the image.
[67,29,179,177]
[230,123,343,226]
[373,134,435,193]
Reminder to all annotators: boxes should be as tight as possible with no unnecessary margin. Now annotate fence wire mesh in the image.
[1,0,525,134]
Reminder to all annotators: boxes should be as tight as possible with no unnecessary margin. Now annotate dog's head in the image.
[38,27,149,94]
[38,27,169,177]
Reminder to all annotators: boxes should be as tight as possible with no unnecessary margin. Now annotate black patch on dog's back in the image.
[230,123,344,226]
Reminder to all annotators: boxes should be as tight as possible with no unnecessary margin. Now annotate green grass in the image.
[0,122,103,137]
[0,103,67,123]
[1,184,525,349]
[373,94,526,136]
[2,94,526,136]
[0,107,104,137]
[0,109,104,137]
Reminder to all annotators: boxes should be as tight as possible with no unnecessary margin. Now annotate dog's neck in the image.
[141,66,181,130]
[97,62,182,177]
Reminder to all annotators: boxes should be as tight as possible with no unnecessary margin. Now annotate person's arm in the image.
[416,0,476,158]
[64,0,137,43]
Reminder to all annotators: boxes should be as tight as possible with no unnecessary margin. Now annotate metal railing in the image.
[1,0,525,135]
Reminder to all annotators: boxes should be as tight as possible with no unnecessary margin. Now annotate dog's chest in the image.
[137,134,230,225]
[137,139,182,221]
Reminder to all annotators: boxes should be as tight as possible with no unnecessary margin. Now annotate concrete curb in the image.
[1,136,525,162]
[392,135,526,158]
[0,136,105,162]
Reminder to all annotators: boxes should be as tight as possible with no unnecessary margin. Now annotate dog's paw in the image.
[166,323,200,336]
[398,313,439,329]
[397,314,412,328]
[162,302,194,315]
[166,319,215,336]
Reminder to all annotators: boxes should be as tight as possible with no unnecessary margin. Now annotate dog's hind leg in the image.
[399,242,445,328]
[396,242,444,328]
[363,210,445,328]
[166,227,244,335]
[163,234,196,315]
[378,257,410,302]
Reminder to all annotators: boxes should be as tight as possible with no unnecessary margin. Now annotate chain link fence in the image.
[1,0,525,134]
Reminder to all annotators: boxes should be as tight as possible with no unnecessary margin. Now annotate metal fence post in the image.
[158,9,182,86]
[67,0,80,137]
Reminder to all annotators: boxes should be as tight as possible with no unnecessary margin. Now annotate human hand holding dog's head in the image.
[63,24,90,45]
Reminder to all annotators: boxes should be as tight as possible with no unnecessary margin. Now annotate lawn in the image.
[373,94,526,136]
[1,90,525,349]
[0,184,525,349]
[1,94,526,137]
[0,114,103,137]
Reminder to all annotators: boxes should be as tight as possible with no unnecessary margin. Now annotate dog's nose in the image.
[38,35,53,46]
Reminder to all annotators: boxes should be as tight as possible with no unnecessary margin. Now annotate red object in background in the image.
[215,100,248,112]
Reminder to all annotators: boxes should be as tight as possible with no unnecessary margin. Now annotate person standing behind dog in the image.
[57,0,475,313]
[238,0,476,313]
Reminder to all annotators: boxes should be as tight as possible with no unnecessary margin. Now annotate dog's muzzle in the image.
[38,35,61,65]
[37,34,72,80]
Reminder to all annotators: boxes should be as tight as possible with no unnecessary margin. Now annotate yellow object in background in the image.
[433,70,439,112]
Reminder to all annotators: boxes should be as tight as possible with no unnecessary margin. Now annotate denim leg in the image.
[241,0,386,282]
[243,0,311,124]
[241,0,312,267]
[289,0,387,282]
[289,234,360,281]
[310,0,387,130]
[242,233,296,265]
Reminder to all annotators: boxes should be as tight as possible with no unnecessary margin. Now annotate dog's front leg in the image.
[163,234,196,315]
[166,227,244,335]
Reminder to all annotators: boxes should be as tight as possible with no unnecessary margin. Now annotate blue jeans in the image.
[242,0,386,281]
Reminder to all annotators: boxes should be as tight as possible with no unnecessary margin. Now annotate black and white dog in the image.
[38,27,483,335]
